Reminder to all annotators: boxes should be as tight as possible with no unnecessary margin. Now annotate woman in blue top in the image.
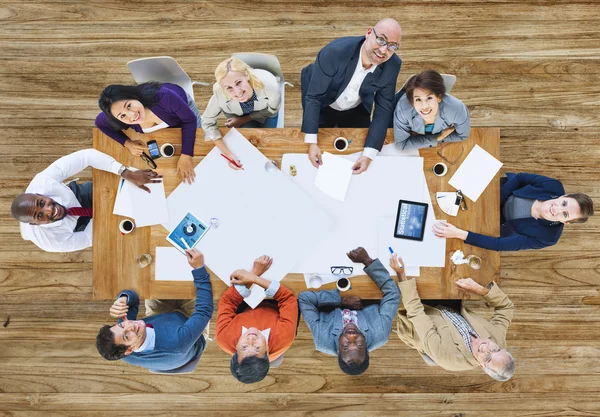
[433,173,594,251]
[96,82,201,184]
[394,70,470,150]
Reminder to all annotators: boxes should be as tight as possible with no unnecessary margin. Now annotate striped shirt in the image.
[436,305,478,352]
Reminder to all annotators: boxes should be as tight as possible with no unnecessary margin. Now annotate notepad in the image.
[448,145,503,202]
[314,152,354,201]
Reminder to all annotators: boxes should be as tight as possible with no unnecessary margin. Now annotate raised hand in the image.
[109,296,129,318]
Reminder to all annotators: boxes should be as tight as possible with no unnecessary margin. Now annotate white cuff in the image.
[264,280,281,298]
[304,133,318,144]
[362,147,378,160]
[203,129,222,141]
[234,284,251,298]
[110,161,123,175]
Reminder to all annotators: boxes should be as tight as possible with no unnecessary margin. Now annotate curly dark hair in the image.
[96,325,128,361]
[338,350,370,375]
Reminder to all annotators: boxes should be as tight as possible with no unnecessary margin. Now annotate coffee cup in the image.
[336,277,351,292]
[309,274,323,289]
[334,137,349,152]
[119,219,135,235]
[160,143,175,158]
[433,162,448,177]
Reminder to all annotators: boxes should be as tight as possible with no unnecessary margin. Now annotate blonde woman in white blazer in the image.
[202,57,281,169]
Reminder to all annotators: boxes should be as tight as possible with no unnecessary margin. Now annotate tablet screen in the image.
[394,200,428,241]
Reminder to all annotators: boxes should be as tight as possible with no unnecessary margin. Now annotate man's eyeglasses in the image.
[372,28,399,53]
[331,266,354,275]
[141,152,157,169]
[436,143,465,166]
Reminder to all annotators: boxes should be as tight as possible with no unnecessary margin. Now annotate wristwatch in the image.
[117,165,127,176]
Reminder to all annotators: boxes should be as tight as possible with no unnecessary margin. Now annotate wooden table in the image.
[93,127,500,301]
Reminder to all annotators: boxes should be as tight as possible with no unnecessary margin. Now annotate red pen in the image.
[221,153,244,169]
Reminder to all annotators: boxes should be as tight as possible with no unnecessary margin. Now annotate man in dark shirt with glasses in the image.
[301,18,402,174]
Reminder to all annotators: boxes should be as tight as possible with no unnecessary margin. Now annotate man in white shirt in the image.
[11,149,161,252]
[300,18,403,174]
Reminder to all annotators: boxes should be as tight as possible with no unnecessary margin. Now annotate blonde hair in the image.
[215,57,264,98]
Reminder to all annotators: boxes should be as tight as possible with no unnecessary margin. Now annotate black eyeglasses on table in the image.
[436,143,465,166]
[141,152,157,169]
[331,266,354,275]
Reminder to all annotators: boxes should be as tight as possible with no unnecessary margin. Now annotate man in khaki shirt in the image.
[390,255,515,381]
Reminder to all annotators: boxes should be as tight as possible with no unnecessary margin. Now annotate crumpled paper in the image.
[450,250,468,265]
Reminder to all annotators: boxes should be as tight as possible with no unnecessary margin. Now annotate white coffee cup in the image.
[119,219,135,235]
[160,143,175,158]
[309,275,323,289]
[336,277,351,292]
[433,162,448,177]
[334,137,349,152]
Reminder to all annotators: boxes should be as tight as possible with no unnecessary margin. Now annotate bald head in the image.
[11,193,66,225]
[362,18,402,67]
[374,18,402,40]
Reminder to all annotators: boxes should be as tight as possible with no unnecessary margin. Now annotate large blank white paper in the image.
[155,247,193,281]
[282,154,442,274]
[448,145,503,202]
[314,152,354,201]
[378,143,420,157]
[164,129,332,308]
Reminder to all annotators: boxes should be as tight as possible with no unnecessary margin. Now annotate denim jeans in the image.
[185,93,202,127]
[240,113,279,128]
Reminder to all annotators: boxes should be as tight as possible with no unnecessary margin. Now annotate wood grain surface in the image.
[1,1,599,415]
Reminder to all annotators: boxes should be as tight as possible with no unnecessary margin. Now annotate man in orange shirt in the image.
[216,255,298,384]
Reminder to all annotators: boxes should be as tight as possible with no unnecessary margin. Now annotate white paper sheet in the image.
[164,128,332,308]
[314,152,354,201]
[120,178,168,227]
[113,177,135,218]
[155,247,193,281]
[448,145,503,202]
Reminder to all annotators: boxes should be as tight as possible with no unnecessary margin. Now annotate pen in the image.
[389,247,402,268]
[221,153,244,169]
[180,237,191,250]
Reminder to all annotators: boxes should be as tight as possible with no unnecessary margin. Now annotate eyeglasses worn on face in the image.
[372,28,399,53]
[141,152,157,169]
[331,266,354,275]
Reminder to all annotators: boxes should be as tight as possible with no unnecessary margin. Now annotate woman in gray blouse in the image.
[393,70,470,150]
[201,57,281,170]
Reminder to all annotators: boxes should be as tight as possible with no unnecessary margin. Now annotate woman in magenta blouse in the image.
[96,82,201,184]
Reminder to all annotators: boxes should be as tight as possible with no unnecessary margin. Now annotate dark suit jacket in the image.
[301,36,402,151]
[465,172,565,251]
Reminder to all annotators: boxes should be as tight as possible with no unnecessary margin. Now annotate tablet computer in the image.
[166,211,210,254]
[394,200,428,241]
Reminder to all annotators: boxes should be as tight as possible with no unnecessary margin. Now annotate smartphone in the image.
[147,140,161,159]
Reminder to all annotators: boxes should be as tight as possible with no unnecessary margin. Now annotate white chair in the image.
[126,56,209,101]
[398,73,457,94]
[232,53,294,128]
